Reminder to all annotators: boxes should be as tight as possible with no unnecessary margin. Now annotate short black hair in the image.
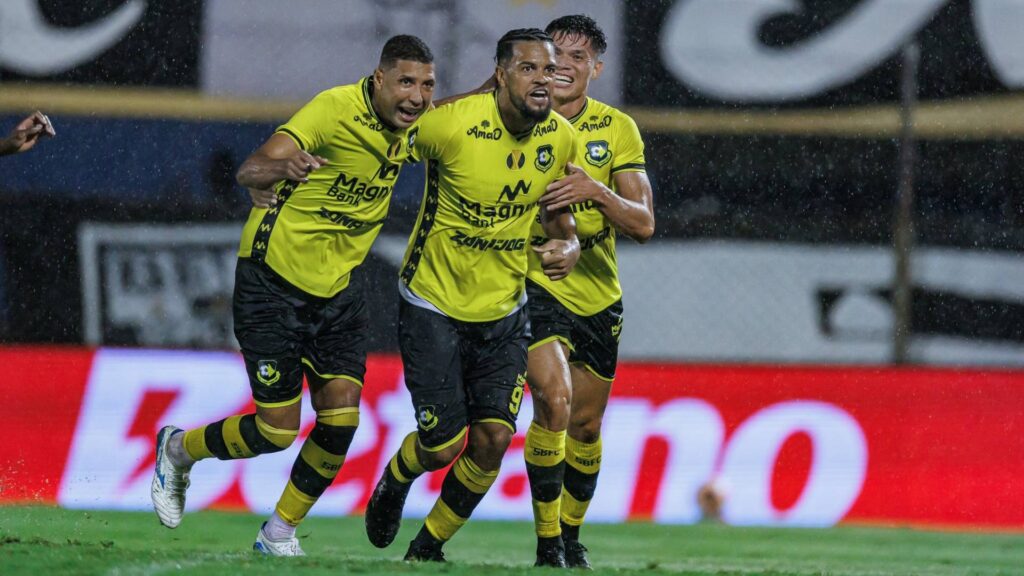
[545,14,607,56]
[379,35,434,68]
[495,28,553,65]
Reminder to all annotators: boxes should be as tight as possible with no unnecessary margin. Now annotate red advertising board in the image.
[1,347,1022,530]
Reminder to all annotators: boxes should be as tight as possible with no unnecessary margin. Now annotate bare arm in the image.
[540,163,655,243]
[236,133,328,191]
[0,111,55,156]
[534,206,580,281]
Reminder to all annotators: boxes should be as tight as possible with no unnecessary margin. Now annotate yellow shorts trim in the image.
[254,393,303,409]
[301,358,364,387]
[577,362,615,383]
[528,335,574,353]
[420,426,468,453]
[474,418,515,433]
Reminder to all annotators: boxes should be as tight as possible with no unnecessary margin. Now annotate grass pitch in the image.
[1,505,1022,575]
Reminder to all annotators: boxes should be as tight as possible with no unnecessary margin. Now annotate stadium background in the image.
[1,0,1022,531]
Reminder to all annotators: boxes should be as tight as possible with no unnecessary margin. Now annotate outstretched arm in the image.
[0,111,55,156]
[540,163,655,243]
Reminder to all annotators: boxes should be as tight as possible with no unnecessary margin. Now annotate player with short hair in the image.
[522,14,655,569]
[363,28,581,564]
[150,34,436,556]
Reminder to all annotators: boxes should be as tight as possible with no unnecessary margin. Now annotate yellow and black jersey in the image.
[400,93,577,322]
[238,77,416,297]
[526,97,646,316]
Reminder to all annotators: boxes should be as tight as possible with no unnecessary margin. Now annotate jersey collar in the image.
[361,76,400,133]
[565,97,590,126]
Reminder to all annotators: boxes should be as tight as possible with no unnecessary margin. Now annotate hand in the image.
[1,111,55,155]
[248,187,278,208]
[532,237,580,281]
[539,162,609,211]
[276,150,328,183]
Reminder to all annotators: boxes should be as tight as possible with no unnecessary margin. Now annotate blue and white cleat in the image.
[254,522,306,556]
[151,425,190,528]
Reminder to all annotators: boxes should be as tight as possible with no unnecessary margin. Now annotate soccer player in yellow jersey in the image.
[523,15,655,569]
[149,35,436,556]
[364,29,581,564]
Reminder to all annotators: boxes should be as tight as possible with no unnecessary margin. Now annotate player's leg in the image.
[560,365,611,568]
[366,300,467,550]
[255,282,371,556]
[152,258,303,529]
[560,300,622,569]
[525,341,572,565]
[405,307,528,562]
[523,281,574,565]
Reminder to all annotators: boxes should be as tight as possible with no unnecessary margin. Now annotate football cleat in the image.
[403,529,446,563]
[151,425,191,529]
[564,538,592,569]
[253,522,305,556]
[535,535,567,568]
[365,469,412,548]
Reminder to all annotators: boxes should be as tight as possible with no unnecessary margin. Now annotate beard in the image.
[510,90,551,123]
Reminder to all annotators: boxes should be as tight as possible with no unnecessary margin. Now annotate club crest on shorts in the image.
[535,144,554,173]
[256,360,280,385]
[585,140,611,167]
[417,405,439,431]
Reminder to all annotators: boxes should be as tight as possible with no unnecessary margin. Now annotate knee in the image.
[471,424,514,460]
[532,381,571,430]
[419,443,461,471]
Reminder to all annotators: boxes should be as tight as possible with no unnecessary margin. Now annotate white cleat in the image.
[151,425,191,528]
[254,522,306,556]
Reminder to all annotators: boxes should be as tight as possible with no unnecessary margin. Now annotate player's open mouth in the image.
[528,89,549,105]
[555,74,573,86]
[396,106,421,123]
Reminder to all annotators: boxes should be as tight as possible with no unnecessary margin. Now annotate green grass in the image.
[1,506,1022,575]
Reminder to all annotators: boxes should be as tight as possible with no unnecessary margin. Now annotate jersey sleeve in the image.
[410,105,460,163]
[275,90,340,152]
[611,113,646,174]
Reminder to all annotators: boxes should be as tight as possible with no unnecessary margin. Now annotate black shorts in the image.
[233,257,369,407]
[398,299,531,450]
[526,280,623,381]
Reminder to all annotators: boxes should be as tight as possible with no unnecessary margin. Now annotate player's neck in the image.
[496,89,537,136]
[368,82,399,133]
[554,94,587,121]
